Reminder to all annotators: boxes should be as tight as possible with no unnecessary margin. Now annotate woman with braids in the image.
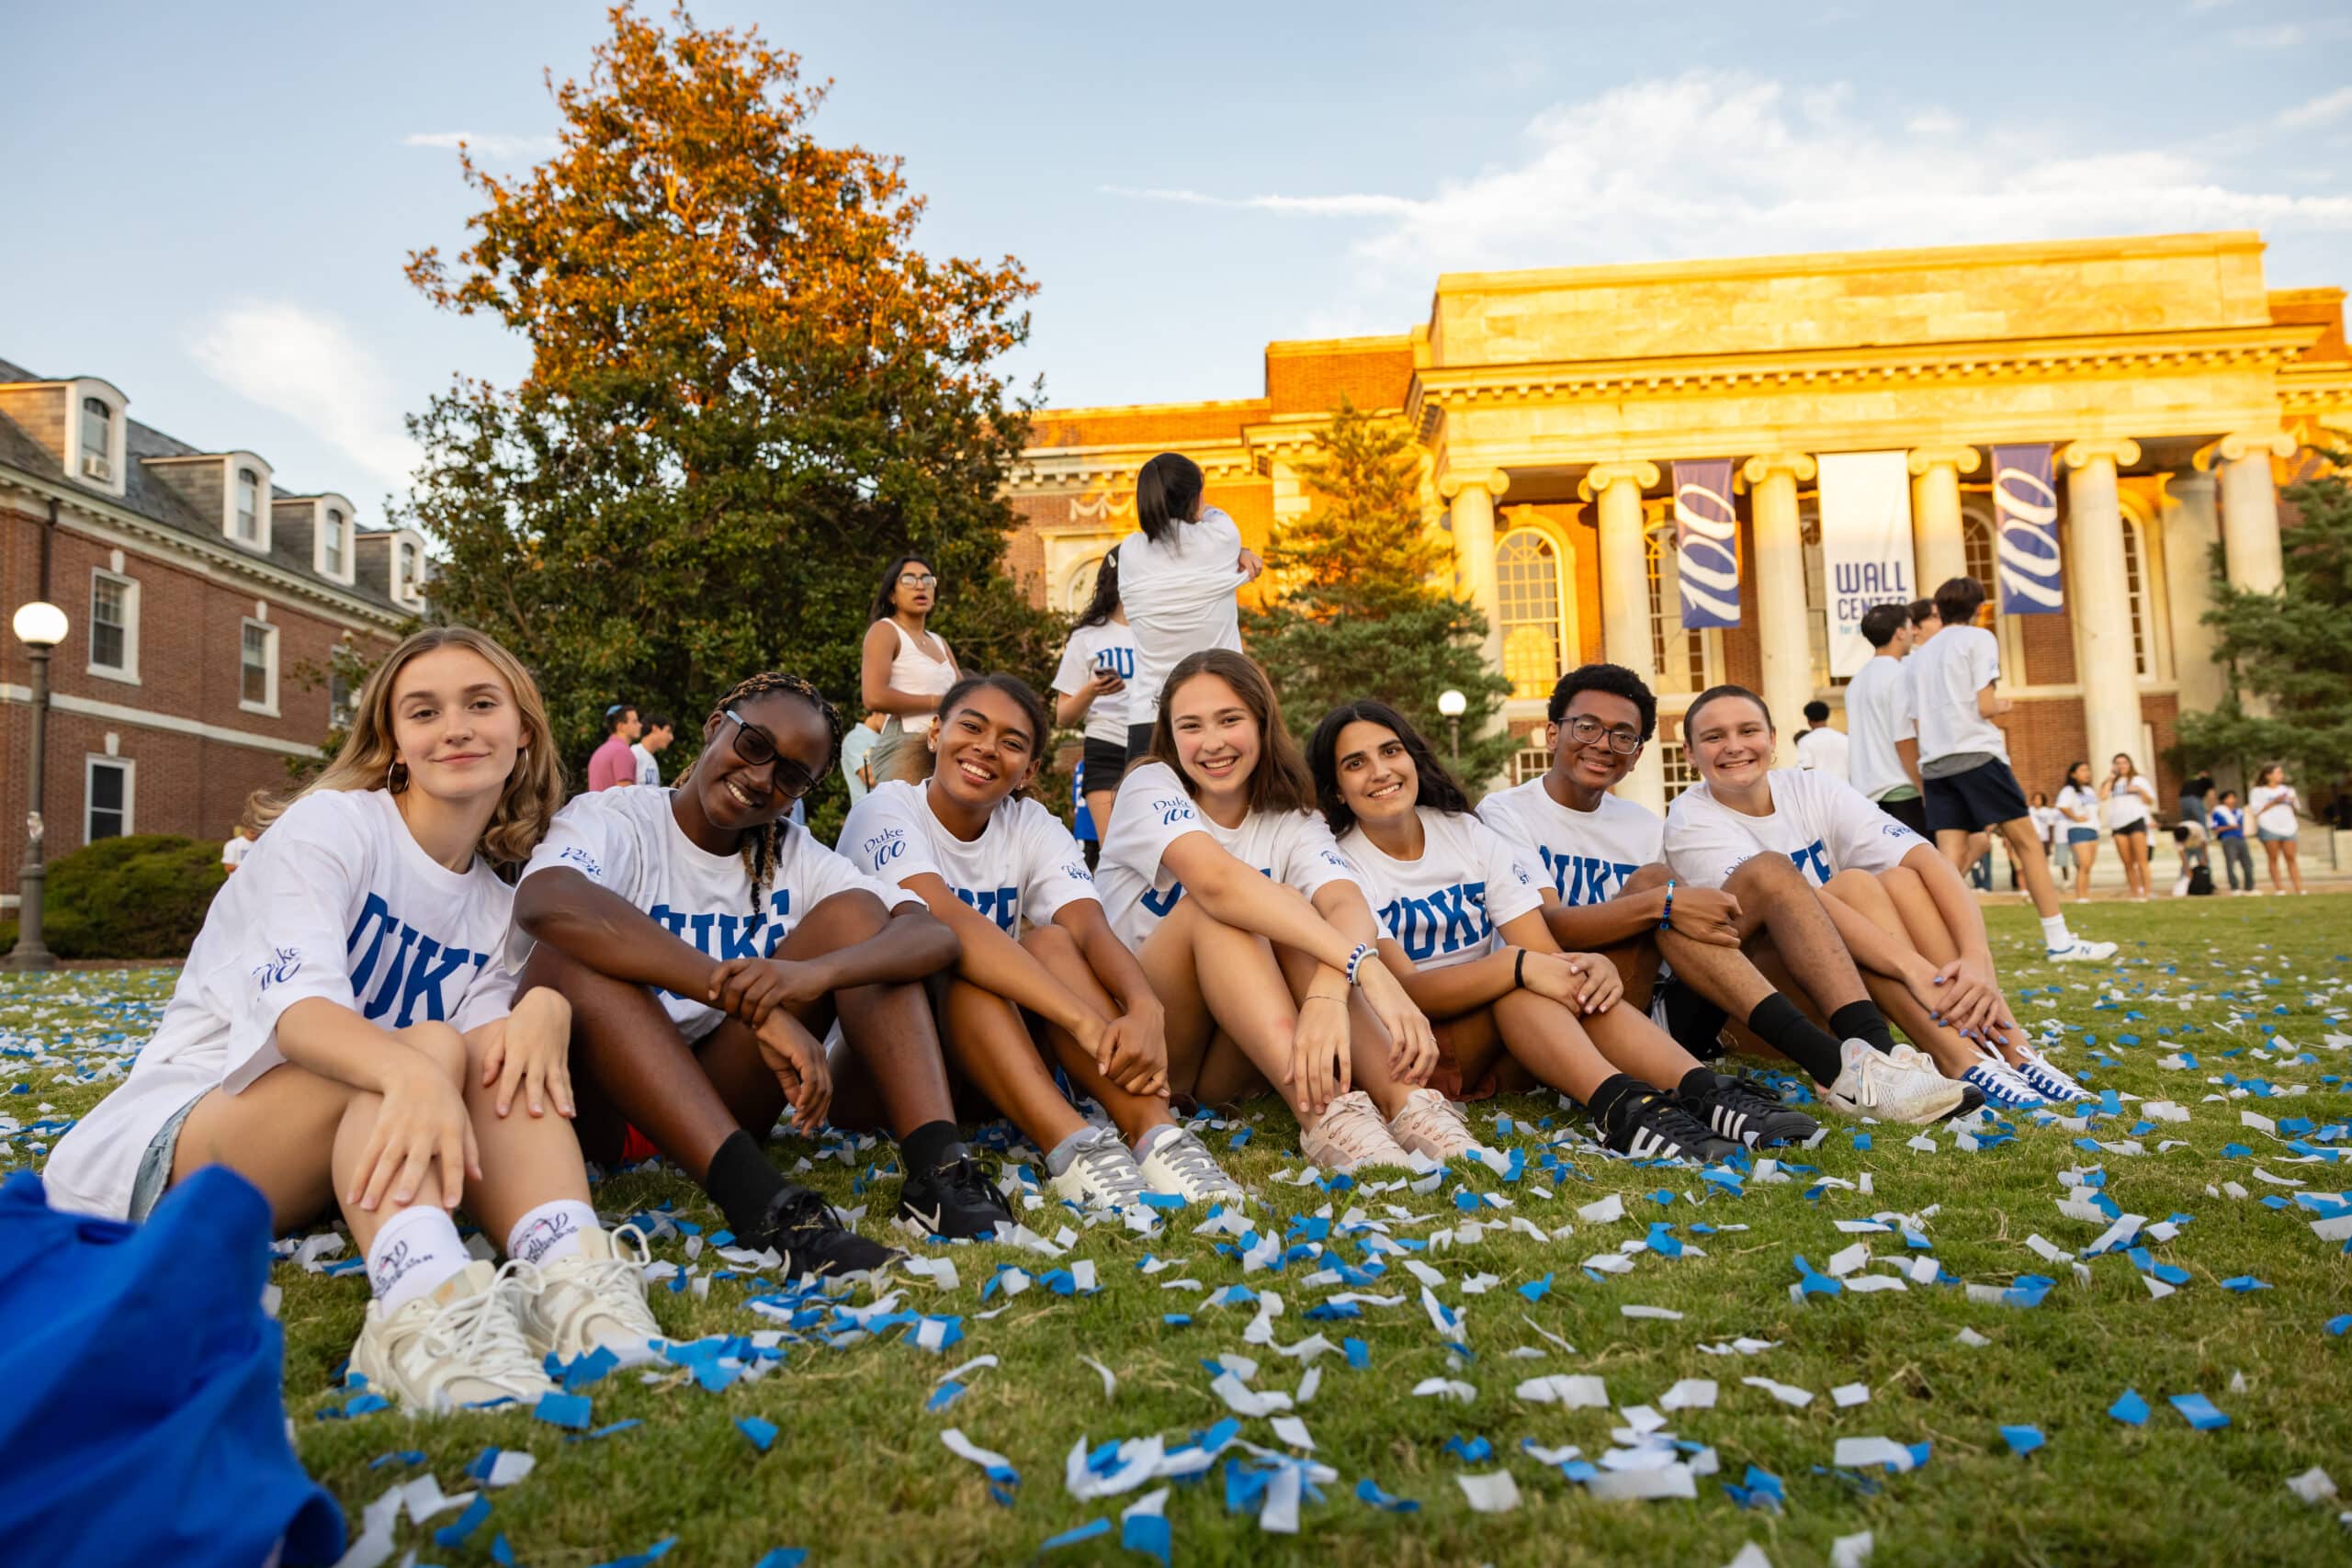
[841,673,1244,1209]
[511,671,1011,1277]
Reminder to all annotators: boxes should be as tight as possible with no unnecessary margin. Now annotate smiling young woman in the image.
[509,670,1009,1276]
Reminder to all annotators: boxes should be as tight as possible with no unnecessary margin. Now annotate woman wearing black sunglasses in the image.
[510,671,1012,1277]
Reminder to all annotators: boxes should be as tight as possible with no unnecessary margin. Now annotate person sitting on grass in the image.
[839,672,1242,1210]
[44,626,661,1412]
[1668,683,2092,1111]
[1094,649,1447,1173]
[1310,699,1794,1157]
[510,671,1010,1278]
[1476,664,1967,1126]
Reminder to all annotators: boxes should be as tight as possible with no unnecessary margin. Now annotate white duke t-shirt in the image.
[1905,624,2007,766]
[1664,767,1926,891]
[1116,508,1245,721]
[512,786,920,1041]
[1476,778,1662,907]
[1095,761,1357,951]
[1842,656,1917,801]
[840,781,1098,934]
[1340,808,1543,970]
[1050,621,1138,747]
[43,789,519,1218]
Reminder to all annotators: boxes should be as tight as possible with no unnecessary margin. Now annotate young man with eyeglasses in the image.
[1476,664,1968,1124]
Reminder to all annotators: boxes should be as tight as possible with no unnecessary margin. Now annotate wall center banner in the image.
[1672,458,1739,629]
[1991,443,2063,615]
[1814,450,1916,679]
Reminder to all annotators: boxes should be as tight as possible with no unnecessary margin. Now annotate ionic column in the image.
[2159,470,2224,715]
[2215,430,2296,594]
[1740,452,1817,752]
[1578,459,1663,811]
[1440,468,1510,674]
[1905,446,1981,595]
[2061,438,2143,774]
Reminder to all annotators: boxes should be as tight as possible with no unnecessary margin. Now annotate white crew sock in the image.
[1132,1122,1181,1161]
[507,1199,600,1266]
[367,1205,469,1314]
[2039,914,2074,950]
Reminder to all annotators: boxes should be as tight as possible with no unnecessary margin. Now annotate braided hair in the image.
[702,671,844,917]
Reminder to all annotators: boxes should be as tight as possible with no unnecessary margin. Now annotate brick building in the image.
[1006,232,2352,814]
[0,356,420,903]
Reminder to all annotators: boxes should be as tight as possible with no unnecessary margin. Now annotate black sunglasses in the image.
[724,709,819,799]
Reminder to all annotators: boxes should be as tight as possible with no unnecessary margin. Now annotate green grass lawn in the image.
[5,899,2349,1567]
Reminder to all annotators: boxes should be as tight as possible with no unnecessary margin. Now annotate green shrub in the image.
[33,835,226,960]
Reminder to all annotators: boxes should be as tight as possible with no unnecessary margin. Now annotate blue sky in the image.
[6,1,2349,524]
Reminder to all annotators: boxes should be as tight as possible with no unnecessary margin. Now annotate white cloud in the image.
[2228,22,2303,47]
[1107,72,2352,288]
[186,302,421,499]
[2278,86,2352,129]
[403,130,560,162]
[1905,107,1963,136]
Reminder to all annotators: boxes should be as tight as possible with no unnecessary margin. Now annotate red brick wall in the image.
[1264,342,1414,415]
[1025,402,1268,450]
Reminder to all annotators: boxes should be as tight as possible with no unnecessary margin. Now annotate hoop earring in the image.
[388,759,409,793]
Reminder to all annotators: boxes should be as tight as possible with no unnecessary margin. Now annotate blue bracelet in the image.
[1658,879,1676,932]
[1345,943,1373,985]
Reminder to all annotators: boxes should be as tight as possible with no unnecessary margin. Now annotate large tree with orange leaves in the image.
[401,4,1058,793]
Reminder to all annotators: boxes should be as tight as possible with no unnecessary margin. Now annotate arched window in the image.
[80,397,111,476]
[1063,554,1105,615]
[235,468,261,542]
[1645,522,1711,695]
[1962,514,2000,629]
[1496,528,1569,700]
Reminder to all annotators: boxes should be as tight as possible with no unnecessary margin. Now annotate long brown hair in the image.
[243,626,563,870]
[1148,648,1312,815]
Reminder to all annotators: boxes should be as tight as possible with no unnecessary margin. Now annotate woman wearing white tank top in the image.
[860,552,959,786]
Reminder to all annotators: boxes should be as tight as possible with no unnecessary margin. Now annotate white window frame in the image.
[239,617,280,716]
[220,451,274,552]
[1496,524,1580,704]
[62,378,129,498]
[84,755,135,844]
[86,568,141,684]
[393,532,427,609]
[314,494,357,585]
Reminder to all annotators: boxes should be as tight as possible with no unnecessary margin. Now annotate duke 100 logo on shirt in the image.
[343,893,491,1025]
[1378,883,1493,962]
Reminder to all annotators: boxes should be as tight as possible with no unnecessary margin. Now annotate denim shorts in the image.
[126,1090,209,1223]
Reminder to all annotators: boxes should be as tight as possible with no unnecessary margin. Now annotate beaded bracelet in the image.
[1344,943,1373,985]
[1658,878,1677,932]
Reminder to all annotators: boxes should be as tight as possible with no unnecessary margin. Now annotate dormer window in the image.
[397,538,422,604]
[235,468,261,543]
[323,508,348,575]
[80,398,112,482]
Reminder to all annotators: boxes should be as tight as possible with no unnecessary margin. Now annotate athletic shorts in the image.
[1649,974,1732,1063]
[2066,827,2099,846]
[1080,736,1126,795]
[2110,820,2148,839]
[1922,758,2030,835]
[1872,795,1928,836]
[1124,721,1158,780]
[126,1090,208,1223]
[2257,826,2297,842]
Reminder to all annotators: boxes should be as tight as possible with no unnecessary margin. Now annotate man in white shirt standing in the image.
[1844,604,1926,836]
[1792,701,1849,783]
[630,714,673,788]
[1904,576,2113,963]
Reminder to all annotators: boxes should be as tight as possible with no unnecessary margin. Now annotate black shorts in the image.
[1650,974,1732,1063]
[1080,736,1126,795]
[1874,794,1928,836]
[2111,819,2148,838]
[1923,758,2030,836]
[1125,721,1158,780]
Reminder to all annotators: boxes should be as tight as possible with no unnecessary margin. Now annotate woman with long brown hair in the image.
[860,553,960,786]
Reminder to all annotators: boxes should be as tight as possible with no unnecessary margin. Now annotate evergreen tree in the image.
[1241,401,1515,785]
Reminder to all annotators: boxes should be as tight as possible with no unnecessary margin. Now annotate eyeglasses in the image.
[724,709,819,798]
[1562,715,1644,756]
[898,571,939,589]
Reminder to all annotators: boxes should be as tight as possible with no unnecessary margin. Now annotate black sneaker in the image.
[897,1150,1013,1240]
[1599,1089,1741,1163]
[1679,1072,1820,1148]
[752,1183,900,1280]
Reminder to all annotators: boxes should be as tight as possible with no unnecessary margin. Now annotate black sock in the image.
[1676,1066,1719,1101]
[1584,1072,1642,1130]
[1747,993,1846,1087]
[901,1119,964,1177]
[1829,999,1899,1057]
[706,1130,788,1238]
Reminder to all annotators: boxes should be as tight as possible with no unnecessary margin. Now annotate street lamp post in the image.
[9,601,69,972]
[1437,688,1466,764]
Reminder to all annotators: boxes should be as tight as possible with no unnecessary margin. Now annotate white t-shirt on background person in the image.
[1794,725,1850,783]
[1094,761,1357,952]
[2103,776,2156,831]
[630,742,661,787]
[1338,808,1544,971]
[1475,777,1663,908]
[2056,783,2099,831]
[43,789,520,1218]
[1050,621,1139,748]
[1843,657,1916,801]
[1664,767,1926,892]
[1115,508,1246,724]
[1905,624,2008,765]
[839,781,1098,934]
[2249,784,2300,838]
[510,786,919,1042]
[220,834,252,871]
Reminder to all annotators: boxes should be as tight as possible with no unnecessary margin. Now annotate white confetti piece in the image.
[1845,1276,1908,1293]
[1209,1372,1292,1416]
[1831,1530,1875,1568]
[336,1486,402,1568]
[1659,1378,1718,1411]
[1260,1462,1302,1533]
[1586,1464,1697,1501]
[1724,1545,1775,1568]
[1619,1404,1668,1434]
[1826,1242,1870,1277]
[486,1451,537,1487]
[1577,1193,1625,1223]
[1457,1471,1523,1513]
[401,1476,477,1525]
[1834,1437,1917,1472]
[1412,1377,1476,1404]
[1832,1383,1871,1408]
[1270,1415,1315,1450]
[1517,1374,1609,1408]
[1955,1327,1992,1347]
[1582,1253,1636,1275]
[1622,1304,1684,1320]
[2287,1466,2338,1506]
[1741,1376,1814,1408]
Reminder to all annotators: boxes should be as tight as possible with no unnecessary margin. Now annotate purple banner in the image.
[1672,458,1739,629]
[1991,444,2062,615]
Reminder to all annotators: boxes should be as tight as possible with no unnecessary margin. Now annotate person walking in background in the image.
[860,554,959,787]
[1845,604,1925,835]
[1053,552,1137,839]
[2178,766,2216,841]
[2249,762,2308,895]
[587,705,640,791]
[1114,452,1263,773]
[2210,789,2256,894]
[2098,753,2156,900]
[842,711,886,807]
[220,824,254,875]
[1793,700,1849,782]
[631,715,673,787]
[2028,791,2065,888]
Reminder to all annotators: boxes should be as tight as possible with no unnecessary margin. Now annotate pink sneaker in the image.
[1386,1088,1483,1163]
[1298,1090,1415,1173]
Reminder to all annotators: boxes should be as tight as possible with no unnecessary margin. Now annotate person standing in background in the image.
[1114,452,1263,773]
[631,715,673,788]
[2028,791,2065,887]
[220,824,254,875]
[860,554,959,787]
[2248,762,2307,896]
[2177,767,2216,840]
[2054,761,2102,902]
[587,705,640,792]
[2098,753,2157,901]
[1844,604,1925,834]
[1053,552,1137,840]
[2209,789,2255,895]
[1793,699,1849,782]
[842,711,887,807]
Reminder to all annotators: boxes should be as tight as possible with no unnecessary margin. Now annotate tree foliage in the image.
[2176,455,2352,792]
[1240,401,1515,785]
[401,3,1062,804]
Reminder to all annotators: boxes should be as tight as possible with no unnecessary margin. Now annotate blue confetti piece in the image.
[2000,1425,2046,1457]
[1163,1314,1193,1327]
[1453,1190,1485,1212]
[1724,1463,1785,1511]
[1356,1477,1420,1513]
[753,1552,808,1568]
[558,1345,619,1393]
[1228,1128,1252,1149]
[368,1450,426,1470]
[434,1495,492,1550]
[1649,1189,1676,1206]
[1343,1337,1370,1369]
[1442,1435,1493,1463]
[1040,1518,1112,1551]
[466,1448,503,1483]
[927,1381,967,1413]
[591,1536,678,1568]
[1123,1511,1172,1566]
[1223,1457,1270,1515]
[1792,1256,1842,1296]
[694,1360,743,1393]
[534,1393,593,1430]
[492,1532,518,1566]
[1518,1273,1554,1303]
[2326,1314,2352,1337]
[2220,1276,2270,1292]
[2169,1393,2231,1431]
[1645,1222,1683,1259]
[1905,1441,1933,1471]
[568,1419,643,1442]
[1850,1132,1872,1151]
[738,1416,779,1453]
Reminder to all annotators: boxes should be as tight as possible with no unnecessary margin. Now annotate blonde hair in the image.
[243,625,564,870]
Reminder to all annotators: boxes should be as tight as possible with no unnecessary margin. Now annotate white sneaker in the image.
[350,1259,559,1411]
[1824,1038,1968,1124]
[1960,1051,2046,1111]
[1385,1087,1485,1163]
[2047,938,2118,963]
[524,1226,664,1359]
[1136,1125,1245,1204]
[1046,1125,1150,1211]
[1298,1090,1415,1173]
[2011,1048,2092,1104]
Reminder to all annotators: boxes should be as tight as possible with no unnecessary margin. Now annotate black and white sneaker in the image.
[1598,1089,1742,1164]
[752,1183,900,1280]
[1679,1072,1820,1148]
[897,1151,1015,1240]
